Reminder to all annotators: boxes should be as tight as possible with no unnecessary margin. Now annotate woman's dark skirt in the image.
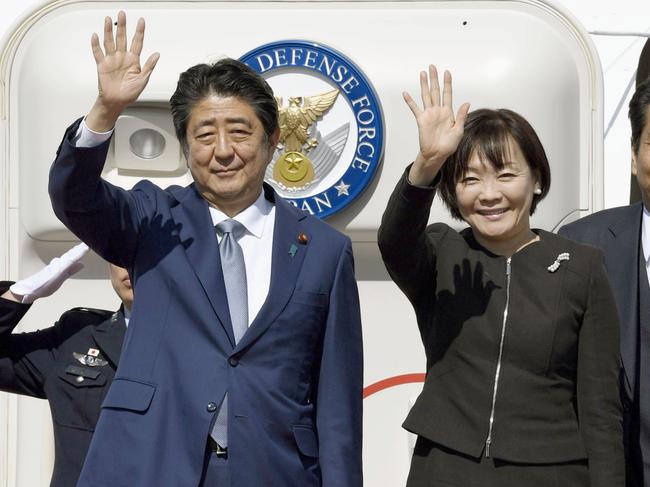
[406,437,589,487]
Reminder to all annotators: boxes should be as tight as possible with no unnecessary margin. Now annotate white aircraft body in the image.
[0,1,648,485]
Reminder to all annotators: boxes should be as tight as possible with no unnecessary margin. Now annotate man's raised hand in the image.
[86,11,160,132]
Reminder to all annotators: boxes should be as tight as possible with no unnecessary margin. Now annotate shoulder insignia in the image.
[59,307,114,327]
[64,307,113,317]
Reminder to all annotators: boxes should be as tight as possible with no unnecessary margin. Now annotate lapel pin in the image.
[289,244,298,257]
[87,348,100,357]
[298,233,309,245]
[547,252,570,273]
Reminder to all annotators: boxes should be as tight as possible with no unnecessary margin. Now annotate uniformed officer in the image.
[0,243,131,487]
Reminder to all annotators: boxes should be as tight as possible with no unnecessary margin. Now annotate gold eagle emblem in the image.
[273,89,340,188]
[276,89,340,152]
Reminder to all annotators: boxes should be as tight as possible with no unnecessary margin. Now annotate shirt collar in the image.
[642,205,650,263]
[207,190,273,239]
[122,305,131,327]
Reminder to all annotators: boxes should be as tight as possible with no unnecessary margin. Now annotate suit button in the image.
[228,357,239,367]
[207,402,217,413]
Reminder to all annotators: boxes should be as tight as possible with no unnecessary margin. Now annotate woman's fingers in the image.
[455,102,471,129]
[442,70,453,108]
[419,65,442,108]
[419,70,432,108]
[429,65,440,107]
[407,66,468,128]
[403,91,421,116]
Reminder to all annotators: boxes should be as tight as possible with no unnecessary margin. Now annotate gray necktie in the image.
[211,219,248,447]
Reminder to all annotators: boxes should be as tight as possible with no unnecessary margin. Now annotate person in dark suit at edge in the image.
[560,76,650,487]
[0,243,131,486]
[48,11,362,487]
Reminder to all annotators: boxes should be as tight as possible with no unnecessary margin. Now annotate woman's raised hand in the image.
[404,65,470,186]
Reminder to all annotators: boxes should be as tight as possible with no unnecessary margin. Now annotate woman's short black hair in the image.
[438,108,551,220]
[169,58,278,155]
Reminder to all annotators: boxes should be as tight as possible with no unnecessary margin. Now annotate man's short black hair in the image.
[439,108,551,220]
[629,76,650,154]
[169,58,278,154]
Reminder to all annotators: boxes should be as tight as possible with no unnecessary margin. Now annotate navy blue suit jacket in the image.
[48,119,363,487]
[559,203,643,486]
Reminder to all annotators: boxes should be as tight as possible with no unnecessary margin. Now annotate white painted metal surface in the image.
[0,0,643,486]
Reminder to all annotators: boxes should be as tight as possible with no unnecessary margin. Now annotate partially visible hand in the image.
[9,243,89,304]
[85,11,160,132]
[404,65,470,186]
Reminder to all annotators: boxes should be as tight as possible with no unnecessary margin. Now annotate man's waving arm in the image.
[48,12,160,268]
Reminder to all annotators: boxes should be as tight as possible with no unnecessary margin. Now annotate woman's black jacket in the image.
[378,171,624,486]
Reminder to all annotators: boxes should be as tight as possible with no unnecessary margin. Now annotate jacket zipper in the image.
[485,257,511,458]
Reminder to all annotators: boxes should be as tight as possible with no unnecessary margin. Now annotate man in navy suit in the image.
[560,77,650,486]
[48,11,362,487]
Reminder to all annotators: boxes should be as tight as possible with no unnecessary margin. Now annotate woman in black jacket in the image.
[378,66,624,486]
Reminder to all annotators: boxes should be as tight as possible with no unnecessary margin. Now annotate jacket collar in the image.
[608,201,643,239]
[92,307,127,368]
[170,183,235,346]
[170,182,308,351]
[605,202,643,396]
[234,187,308,354]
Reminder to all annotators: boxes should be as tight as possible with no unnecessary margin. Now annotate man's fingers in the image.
[130,17,145,55]
[403,91,421,117]
[429,65,441,107]
[116,11,127,52]
[442,70,453,108]
[103,16,115,54]
[419,70,432,109]
[91,33,104,64]
[141,52,160,78]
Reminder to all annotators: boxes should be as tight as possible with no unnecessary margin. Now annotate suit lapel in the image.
[170,185,235,347]
[92,308,127,368]
[234,191,308,353]
[607,202,643,396]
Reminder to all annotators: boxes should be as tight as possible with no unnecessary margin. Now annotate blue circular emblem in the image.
[240,40,384,219]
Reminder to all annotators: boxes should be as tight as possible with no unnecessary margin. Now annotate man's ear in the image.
[632,144,639,177]
[182,142,190,165]
[269,127,280,149]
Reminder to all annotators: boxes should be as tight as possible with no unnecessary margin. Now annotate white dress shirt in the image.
[74,119,114,146]
[74,119,275,326]
[642,205,650,289]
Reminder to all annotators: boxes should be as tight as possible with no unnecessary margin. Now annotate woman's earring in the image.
[534,187,542,195]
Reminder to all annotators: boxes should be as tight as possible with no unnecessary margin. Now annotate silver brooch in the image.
[547,252,570,272]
